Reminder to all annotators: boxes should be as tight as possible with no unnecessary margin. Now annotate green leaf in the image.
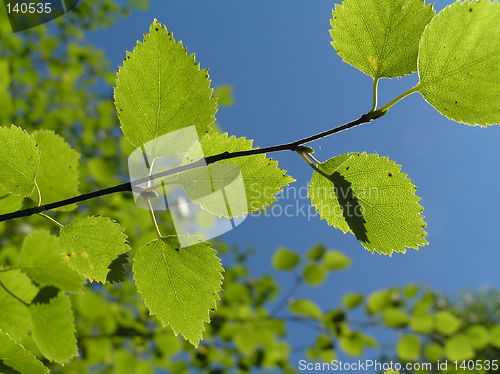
[404,284,419,298]
[423,342,443,361]
[339,331,377,356]
[0,125,40,197]
[444,334,474,361]
[29,294,78,363]
[190,132,295,216]
[417,0,500,126]
[309,153,427,255]
[396,334,421,361]
[342,293,364,309]
[33,130,80,208]
[466,325,490,349]
[489,325,500,348]
[133,238,223,346]
[302,263,328,286]
[20,230,84,292]
[366,289,392,314]
[323,250,351,270]
[272,247,300,271]
[434,311,462,336]
[0,330,48,374]
[0,270,37,341]
[214,85,234,106]
[330,0,434,78]
[307,244,326,261]
[382,308,409,327]
[289,299,322,319]
[59,216,130,283]
[409,310,434,333]
[115,19,217,148]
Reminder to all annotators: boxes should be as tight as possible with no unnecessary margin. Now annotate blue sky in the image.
[86,0,499,360]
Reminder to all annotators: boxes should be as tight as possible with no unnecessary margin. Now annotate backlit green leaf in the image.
[0,270,37,341]
[307,244,326,261]
[444,334,474,361]
[29,294,78,363]
[115,19,217,148]
[366,289,392,314]
[383,308,409,327]
[303,263,328,286]
[396,334,421,361]
[133,238,223,346]
[20,230,84,292]
[434,311,462,336]
[59,216,130,283]
[193,132,294,216]
[33,130,80,208]
[289,299,322,319]
[423,342,443,361]
[214,85,234,106]
[342,293,364,309]
[323,250,351,270]
[409,310,434,333]
[466,325,490,349]
[309,153,427,255]
[0,330,48,374]
[0,125,40,197]
[417,0,500,125]
[330,0,434,78]
[272,247,300,271]
[489,325,500,348]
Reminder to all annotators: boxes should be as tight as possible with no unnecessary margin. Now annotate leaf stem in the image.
[146,198,165,239]
[298,151,318,170]
[370,77,380,112]
[38,212,65,228]
[34,181,42,207]
[378,84,421,112]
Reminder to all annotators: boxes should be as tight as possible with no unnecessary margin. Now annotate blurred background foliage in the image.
[0,1,499,373]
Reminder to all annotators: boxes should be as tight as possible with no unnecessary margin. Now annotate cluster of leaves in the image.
[0,0,499,371]
[2,240,498,374]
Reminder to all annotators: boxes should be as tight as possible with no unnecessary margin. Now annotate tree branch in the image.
[0,110,384,223]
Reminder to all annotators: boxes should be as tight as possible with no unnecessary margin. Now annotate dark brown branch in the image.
[0,110,385,223]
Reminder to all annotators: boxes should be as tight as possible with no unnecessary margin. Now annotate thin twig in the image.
[0,111,385,223]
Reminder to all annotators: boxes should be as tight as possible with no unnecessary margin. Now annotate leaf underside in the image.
[417,0,500,126]
[309,153,427,255]
[115,19,217,149]
[331,0,434,78]
[133,238,223,346]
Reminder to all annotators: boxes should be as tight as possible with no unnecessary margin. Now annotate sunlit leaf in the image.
[396,334,421,361]
[20,230,84,292]
[0,330,48,374]
[444,334,474,361]
[0,125,40,197]
[272,247,300,271]
[330,0,434,78]
[59,216,130,283]
[29,294,78,363]
[115,19,217,148]
[289,299,322,319]
[309,153,427,255]
[133,238,223,346]
[417,0,500,125]
[33,130,80,208]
